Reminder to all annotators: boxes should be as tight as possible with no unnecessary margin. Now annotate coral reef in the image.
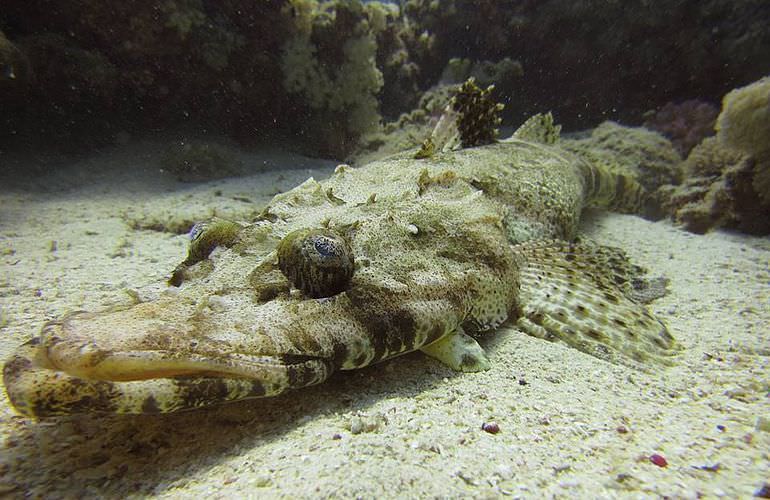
[658,139,753,233]
[716,77,770,163]
[1,0,768,160]
[0,1,293,151]
[402,0,770,130]
[643,100,719,157]
[660,76,770,234]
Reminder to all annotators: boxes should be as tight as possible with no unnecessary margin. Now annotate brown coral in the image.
[660,77,770,234]
[660,138,757,233]
[643,100,719,157]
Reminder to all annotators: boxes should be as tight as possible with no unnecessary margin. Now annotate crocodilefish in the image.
[3,80,678,417]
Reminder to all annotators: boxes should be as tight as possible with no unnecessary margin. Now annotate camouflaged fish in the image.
[3,80,678,417]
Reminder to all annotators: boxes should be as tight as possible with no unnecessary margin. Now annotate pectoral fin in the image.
[420,327,491,372]
[514,240,679,367]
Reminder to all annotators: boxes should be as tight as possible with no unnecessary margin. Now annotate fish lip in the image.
[40,340,324,382]
[38,313,327,383]
[4,338,332,417]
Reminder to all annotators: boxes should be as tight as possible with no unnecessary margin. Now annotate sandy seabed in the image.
[0,143,768,499]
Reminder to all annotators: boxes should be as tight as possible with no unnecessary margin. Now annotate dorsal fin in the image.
[513,112,562,144]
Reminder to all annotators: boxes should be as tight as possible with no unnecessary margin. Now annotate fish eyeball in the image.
[277,228,354,298]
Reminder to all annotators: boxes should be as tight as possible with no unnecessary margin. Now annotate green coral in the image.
[716,76,770,161]
[716,75,770,206]
[659,138,752,233]
[280,0,392,155]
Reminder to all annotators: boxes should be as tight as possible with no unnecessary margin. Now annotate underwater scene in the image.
[0,1,769,497]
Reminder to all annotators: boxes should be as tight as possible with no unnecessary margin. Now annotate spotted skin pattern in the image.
[3,131,678,417]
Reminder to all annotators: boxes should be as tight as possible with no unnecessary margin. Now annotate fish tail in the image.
[579,161,647,213]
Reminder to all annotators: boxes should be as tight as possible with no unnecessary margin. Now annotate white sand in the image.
[0,143,768,498]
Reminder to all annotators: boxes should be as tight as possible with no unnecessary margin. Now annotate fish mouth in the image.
[3,330,333,417]
[3,294,353,417]
[33,317,324,383]
[42,338,318,383]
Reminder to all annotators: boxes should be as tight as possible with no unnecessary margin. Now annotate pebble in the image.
[649,454,667,467]
[482,422,500,434]
[754,483,770,498]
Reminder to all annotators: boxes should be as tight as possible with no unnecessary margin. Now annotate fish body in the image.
[3,117,678,417]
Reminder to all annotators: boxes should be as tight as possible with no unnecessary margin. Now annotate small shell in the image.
[277,228,354,298]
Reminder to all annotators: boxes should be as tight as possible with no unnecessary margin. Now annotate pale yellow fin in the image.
[514,240,679,367]
[512,112,561,144]
[420,327,491,372]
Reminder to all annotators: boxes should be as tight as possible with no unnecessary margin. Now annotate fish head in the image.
[3,174,515,417]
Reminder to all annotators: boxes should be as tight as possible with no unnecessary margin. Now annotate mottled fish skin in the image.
[3,132,678,417]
